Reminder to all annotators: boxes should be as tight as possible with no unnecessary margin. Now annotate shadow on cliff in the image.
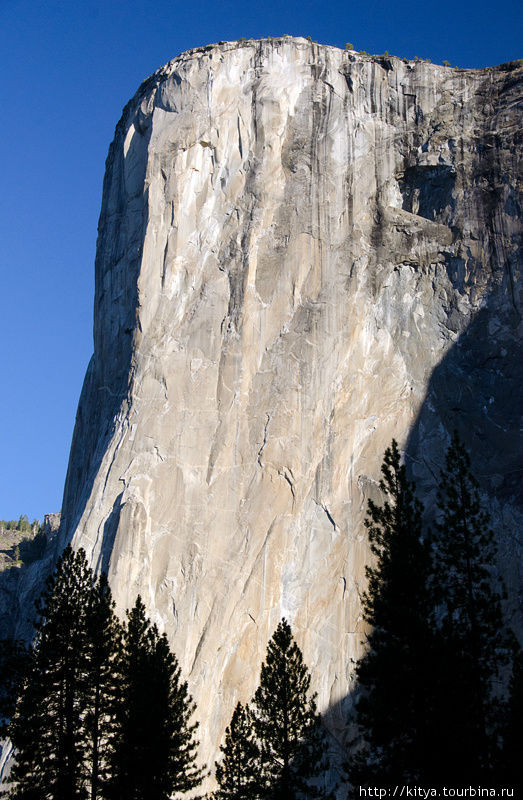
[7,100,153,639]
[320,275,523,794]
[54,101,154,562]
[96,492,123,577]
[406,301,522,517]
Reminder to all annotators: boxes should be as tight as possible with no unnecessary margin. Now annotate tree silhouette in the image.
[348,440,434,784]
[213,701,262,799]
[429,431,517,780]
[9,546,94,800]
[84,574,122,800]
[348,436,519,788]
[0,638,28,737]
[251,619,330,799]
[8,552,202,800]
[109,596,203,800]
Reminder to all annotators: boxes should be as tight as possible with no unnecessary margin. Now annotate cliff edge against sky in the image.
[52,37,521,771]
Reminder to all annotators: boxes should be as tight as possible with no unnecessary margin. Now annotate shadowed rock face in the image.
[56,38,521,776]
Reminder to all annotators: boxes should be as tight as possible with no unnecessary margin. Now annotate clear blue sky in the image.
[0,0,521,521]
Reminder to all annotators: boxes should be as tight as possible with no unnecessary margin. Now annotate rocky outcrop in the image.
[0,513,60,639]
[56,38,522,777]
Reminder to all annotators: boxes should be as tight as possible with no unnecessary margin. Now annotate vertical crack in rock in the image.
[257,413,271,467]
[44,38,523,788]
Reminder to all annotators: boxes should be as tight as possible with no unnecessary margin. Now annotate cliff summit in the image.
[51,37,522,776]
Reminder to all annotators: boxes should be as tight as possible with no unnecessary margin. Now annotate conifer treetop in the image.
[213,701,261,800]
[252,618,331,799]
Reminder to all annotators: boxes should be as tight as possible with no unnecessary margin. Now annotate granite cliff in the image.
[52,38,521,775]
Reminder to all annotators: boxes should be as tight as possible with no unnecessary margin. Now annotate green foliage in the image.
[0,515,46,568]
[18,529,47,563]
[213,702,262,799]
[0,516,39,534]
[109,596,203,800]
[345,43,354,51]
[348,440,434,784]
[443,60,451,67]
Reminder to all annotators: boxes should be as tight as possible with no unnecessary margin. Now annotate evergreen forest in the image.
[0,434,520,798]
[0,517,47,568]
[0,517,40,536]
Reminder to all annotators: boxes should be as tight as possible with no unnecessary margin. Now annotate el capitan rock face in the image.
[56,38,522,774]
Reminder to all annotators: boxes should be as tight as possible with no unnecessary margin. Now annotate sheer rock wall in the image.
[57,38,522,773]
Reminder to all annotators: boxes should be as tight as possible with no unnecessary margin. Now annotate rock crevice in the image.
[53,38,521,777]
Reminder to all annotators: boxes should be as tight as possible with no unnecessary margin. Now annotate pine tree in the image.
[429,431,516,780]
[251,619,330,800]
[348,440,435,785]
[109,596,203,800]
[9,546,94,800]
[213,702,262,799]
[0,638,28,737]
[84,574,122,800]
[8,547,124,800]
[7,643,52,799]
